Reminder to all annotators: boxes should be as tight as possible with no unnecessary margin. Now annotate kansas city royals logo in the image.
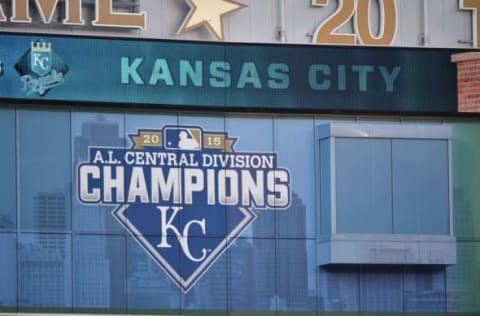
[30,41,52,76]
[15,39,68,96]
[77,126,291,292]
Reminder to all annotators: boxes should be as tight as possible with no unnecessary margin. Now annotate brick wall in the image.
[452,52,480,113]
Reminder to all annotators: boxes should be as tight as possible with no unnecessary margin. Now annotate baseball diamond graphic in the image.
[77,125,291,292]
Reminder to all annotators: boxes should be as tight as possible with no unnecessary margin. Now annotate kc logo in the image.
[15,39,68,95]
[77,126,291,292]
[156,206,207,263]
[30,41,52,76]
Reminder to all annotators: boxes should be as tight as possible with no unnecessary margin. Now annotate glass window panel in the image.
[72,112,125,234]
[228,238,276,312]
[360,266,403,312]
[74,234,126,311]
[181,237,227,314]
[404,267,446,312]
[451,123,480,239]
[446,262,461,314]
[127,234,181,313]
[392,139,450,234]
[178,112,224,129]
[275,117,316,238]
[225,115,275,238]
[18,233,72,309]
[276,239,316,312]
[336,138,393,234]
[0,233,17,310]
[19,109,71,232]
[0,109,16,230]
[316,117,357,236]
[447,242,480,313]
[318,266,359,312]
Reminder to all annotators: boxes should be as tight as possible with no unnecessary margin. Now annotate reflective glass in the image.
[18,233,72,309]
[275,117,316,238]
[336,138,393,233]
[179,114,228,314]
[318,266,359,312]
[392,139,450,234]
[446,262,461,313]
[225,115,275,238]
[447,242,480,313]
[72,112,125,234]
[0,233,17,309]
[360,266,403,312]
[181,237,227,314]
[404,267,446,312]
[228,238,276,311]
[0,108,465,315]
[127,235,181,313]
[319,139,331,236]
[19,109,71,232]
[179,113,228,239]
[276,239,316,312]
[74,234,126,311]
[124,111,178,236]
[0,109,16,230]
[452,123,480,239]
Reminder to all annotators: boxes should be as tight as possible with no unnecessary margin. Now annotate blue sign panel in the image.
[0,33,461,113]
[77,125,291,292]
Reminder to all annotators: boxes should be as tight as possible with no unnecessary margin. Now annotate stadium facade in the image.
[1,1,480,315]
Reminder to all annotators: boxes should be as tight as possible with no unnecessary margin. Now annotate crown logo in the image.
[31,41,51,52]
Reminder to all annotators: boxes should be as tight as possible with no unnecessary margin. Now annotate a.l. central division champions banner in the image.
[77,125,291,292]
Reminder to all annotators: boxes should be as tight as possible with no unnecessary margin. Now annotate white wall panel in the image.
[395,0,422,46]
[442,0,472,47]
[0,0,476,48]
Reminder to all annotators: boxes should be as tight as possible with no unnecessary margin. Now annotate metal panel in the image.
[0,0,474,47]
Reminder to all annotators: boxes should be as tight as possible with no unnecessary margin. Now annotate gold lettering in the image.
[93,0,146,29]
[132,131,163,150]
[11,0,32,23]
[35,0,59,23]
[313,0,356,45]
[460,0,480,47]
[10,0,83,24]
[63,0,84,24]
[355,0,397,45]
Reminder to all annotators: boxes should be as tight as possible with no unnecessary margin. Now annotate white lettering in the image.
[103,166,124,202]
[156,206,208,262]
[79,165,101,202]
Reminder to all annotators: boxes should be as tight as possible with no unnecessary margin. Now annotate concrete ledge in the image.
[318,234,457,266]
[451,52,480,63]
[317,123,451,140]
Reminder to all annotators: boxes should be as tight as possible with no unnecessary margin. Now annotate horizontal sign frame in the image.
[0,32,465,114]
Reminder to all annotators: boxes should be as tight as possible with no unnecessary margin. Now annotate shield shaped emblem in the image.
[30,45,52,77]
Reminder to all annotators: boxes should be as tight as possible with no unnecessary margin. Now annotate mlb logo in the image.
[30,41,52,77]
[164,127,202,150]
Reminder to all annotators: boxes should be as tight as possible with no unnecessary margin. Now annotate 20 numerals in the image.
[312,0,397,45]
